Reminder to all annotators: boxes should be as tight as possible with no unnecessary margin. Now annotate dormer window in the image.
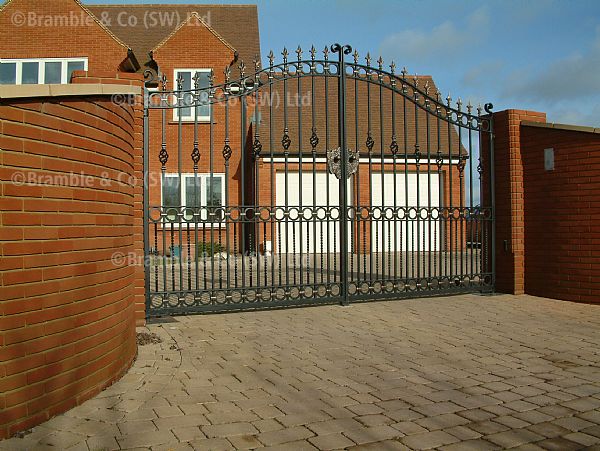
[0,58,88,85]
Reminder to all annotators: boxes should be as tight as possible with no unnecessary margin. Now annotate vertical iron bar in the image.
[241,94,247,294]
[425,87,431,286]
[402,72,408,284]
[332,43,350,305]
[354,60,360,287]
[457,101,464,285]
[177,76,184,300]
[367,63,373,287]
[488,106,496,290]
[446,97,453,282]
[414,81,421,286]
[378,65,385,287]
[268,62,275,293]
[143,86,151,313]
[209,78,216,297]
[468,107,474,278]
[311,55,317,293]
[390,72,398,288]
[298,63,304,290]
[325,50,331,293]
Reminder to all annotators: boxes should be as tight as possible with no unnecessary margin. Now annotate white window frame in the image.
[173,68,211,122]
[161,173,226,226]
[0,57,88,85]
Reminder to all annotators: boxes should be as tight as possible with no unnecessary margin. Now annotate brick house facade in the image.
[1,0,465,258]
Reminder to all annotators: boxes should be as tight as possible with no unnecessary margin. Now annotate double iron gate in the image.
[143,43,495,316]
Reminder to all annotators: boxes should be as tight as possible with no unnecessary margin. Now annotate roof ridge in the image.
[0,0,15,13]
[86,4,257,7]
[152,11,236,53]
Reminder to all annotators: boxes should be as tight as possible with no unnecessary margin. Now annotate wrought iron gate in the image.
[143,43,495,317]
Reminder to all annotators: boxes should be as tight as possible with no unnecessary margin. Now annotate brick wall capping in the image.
[521,120,600,135]
[0,83,140,100]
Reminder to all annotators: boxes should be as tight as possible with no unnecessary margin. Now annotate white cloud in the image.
[461,60,505,87]
[502,27,600,103]
[378,7,489,63]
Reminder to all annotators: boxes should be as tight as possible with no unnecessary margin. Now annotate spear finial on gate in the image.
[365,52,372,67]
[193,71,200,90]
[446,93,452,107]
[424,80,430,95]
[377,56,383,71]
[457,98,463,111]
[310,45,317,61]
[160,73,167,92]
[352,49,359,64]
[282,47,289,64]
[224,65,231,83]
[323,45,329,60]
[390,61,396,75]
[295,45,302,61]
[467,101,473,115]
[239,60,246,78]
[254,55,261,72]
[268,50,274,68]
[401,66,408,79]
[176,72,184,91]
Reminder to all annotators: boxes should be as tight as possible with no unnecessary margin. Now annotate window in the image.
[0,58,88,85]
[21,62,39,84]
[44,62,62,84]
[0,62,16,84]
[162,174,225,224]
[173,69,211,121]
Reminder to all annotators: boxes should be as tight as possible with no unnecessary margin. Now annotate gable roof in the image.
[1,0,129,50]
[86,4,260,69]
[152,11,236,54]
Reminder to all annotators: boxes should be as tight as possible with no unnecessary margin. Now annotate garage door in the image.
[275,171,345,254]
[371,172,442,252]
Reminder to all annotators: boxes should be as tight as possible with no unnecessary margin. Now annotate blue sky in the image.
[89,0,600,127]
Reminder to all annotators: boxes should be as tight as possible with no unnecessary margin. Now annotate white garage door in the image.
[276,171,344,254]
[371,172,442,252]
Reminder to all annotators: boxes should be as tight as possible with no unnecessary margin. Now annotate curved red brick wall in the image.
[0,92,138,438]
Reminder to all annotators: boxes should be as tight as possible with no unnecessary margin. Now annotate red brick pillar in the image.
[492,109,546,294]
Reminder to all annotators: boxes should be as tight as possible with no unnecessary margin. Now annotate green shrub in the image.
[196,241,225,257]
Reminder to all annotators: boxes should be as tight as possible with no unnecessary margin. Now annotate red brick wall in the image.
[0,0,128,73]
[0,83,139,438]
[521,125,600,302]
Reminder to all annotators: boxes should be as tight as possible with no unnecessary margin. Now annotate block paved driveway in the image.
[3,294,600,451]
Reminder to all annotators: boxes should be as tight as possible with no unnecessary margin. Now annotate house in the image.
[0,0,469,260]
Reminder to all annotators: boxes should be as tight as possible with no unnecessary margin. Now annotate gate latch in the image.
[327,147,359,180]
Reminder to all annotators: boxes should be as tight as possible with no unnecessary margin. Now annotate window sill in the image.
[157,223,226,230]
[168,120,216,125]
